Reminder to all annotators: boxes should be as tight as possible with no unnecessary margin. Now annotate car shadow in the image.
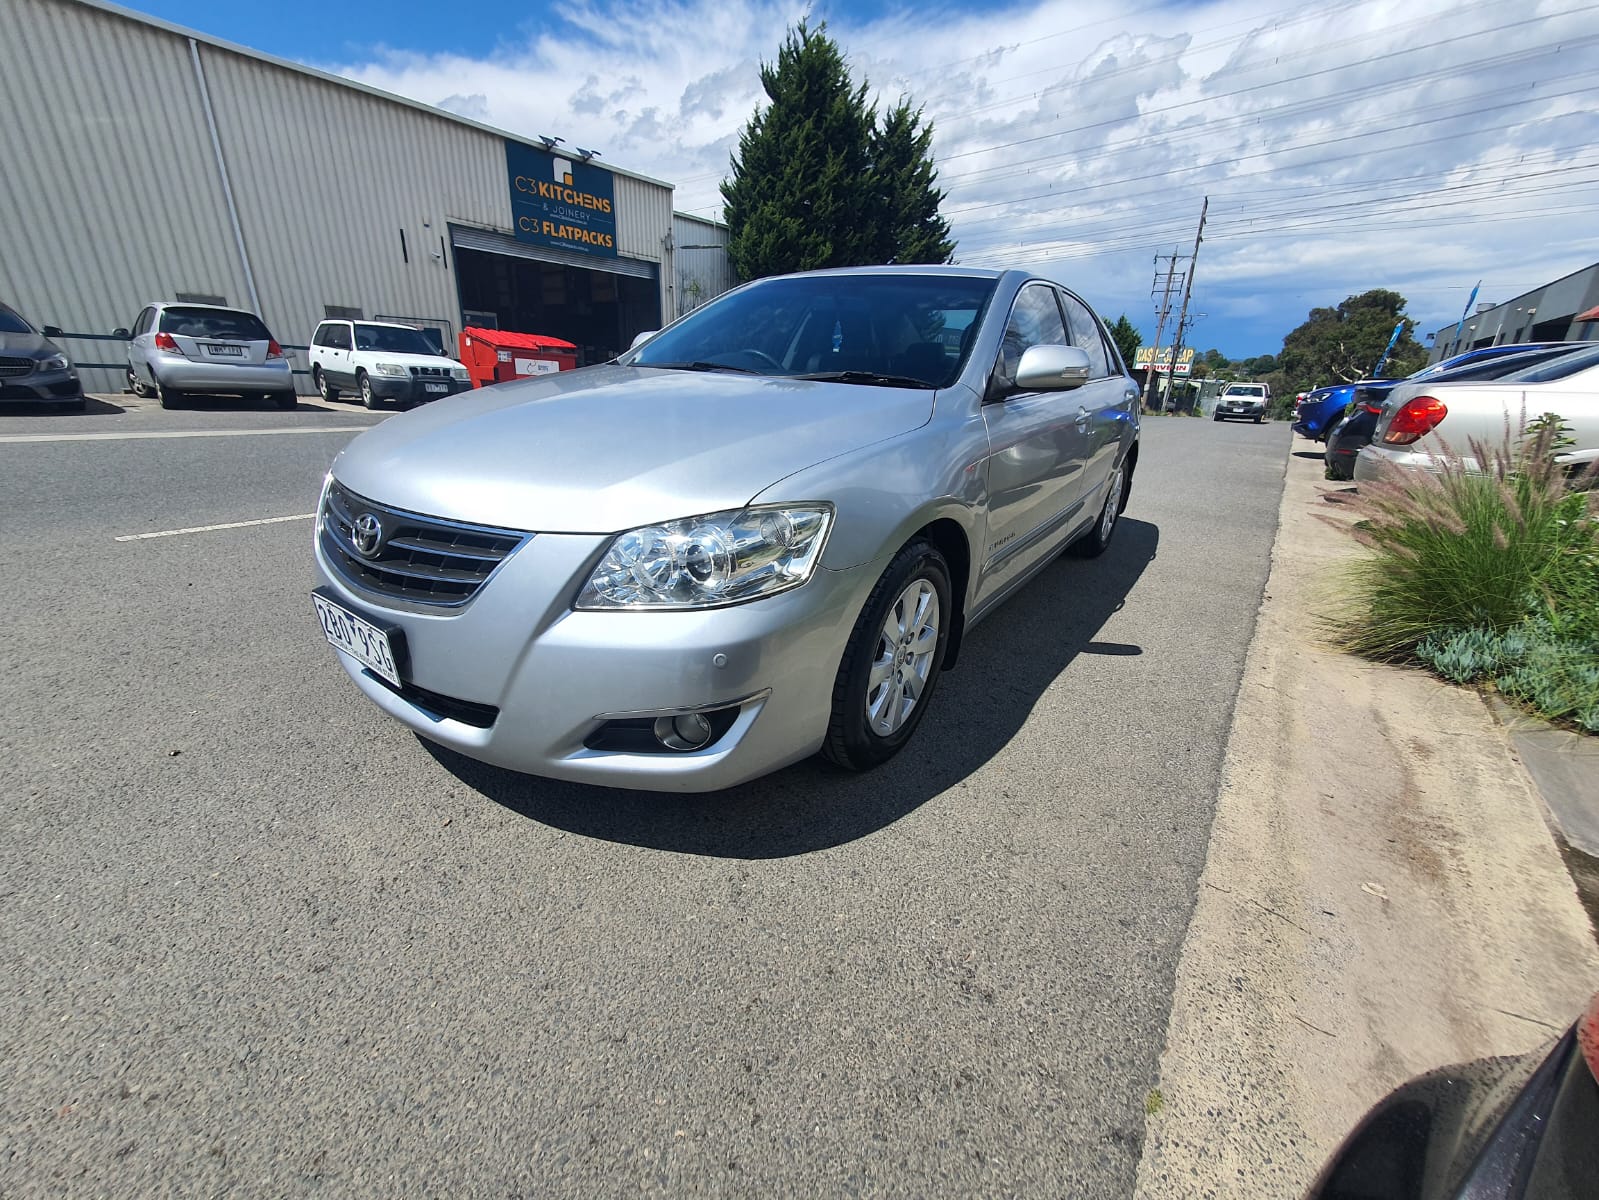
[1291,450,1323,460]
[0,395,125,416]
[419,517,1160,858]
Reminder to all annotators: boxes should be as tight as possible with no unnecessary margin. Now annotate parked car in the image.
[1213,381,1269,423]
[1354,343,1599,482]
[1308,990,1599,1199]
[311,267,1142,792]
[1294,381,1368,441]
[308,320,471,409]
[1324,343,1578,480]
[0,300,84,412]
[119,302,295,409]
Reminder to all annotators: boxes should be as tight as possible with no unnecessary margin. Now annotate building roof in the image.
[70,0,676,191]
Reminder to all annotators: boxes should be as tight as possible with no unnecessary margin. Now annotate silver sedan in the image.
[311,267,1142,791]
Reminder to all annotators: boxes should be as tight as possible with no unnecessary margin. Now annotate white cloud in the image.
[318,0,1599,352]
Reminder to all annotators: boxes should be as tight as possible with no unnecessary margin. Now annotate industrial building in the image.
[1426,261,1599,363]
[0,0,735,392]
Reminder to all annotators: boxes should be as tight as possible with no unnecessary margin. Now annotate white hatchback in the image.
[309,319,471,409]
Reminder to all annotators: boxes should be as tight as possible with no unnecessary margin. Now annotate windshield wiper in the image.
[637,360,761,374]
[793,370,935,389]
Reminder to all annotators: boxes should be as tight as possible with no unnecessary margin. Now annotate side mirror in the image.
[41,325,63,338]
[1014,344,1092,392]
[629,329,659,351]
[112,327,132,340]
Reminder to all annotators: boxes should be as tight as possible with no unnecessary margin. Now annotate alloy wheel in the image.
[865,579,940,737]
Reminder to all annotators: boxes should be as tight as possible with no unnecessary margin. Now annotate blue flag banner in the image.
[1373,320,1406,378]
[1452,281,1481,346]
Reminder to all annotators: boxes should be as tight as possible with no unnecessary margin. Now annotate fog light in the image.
[653,712,713,751]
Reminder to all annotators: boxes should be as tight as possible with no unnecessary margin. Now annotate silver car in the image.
[311,267,1142,791]
[118,302,296,409]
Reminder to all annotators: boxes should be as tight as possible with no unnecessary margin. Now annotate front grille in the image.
[409,366,450,377]
[0,356,34,378]
[320,480,528,607]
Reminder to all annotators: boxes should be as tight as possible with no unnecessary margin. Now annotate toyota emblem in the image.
[351,512,383,558]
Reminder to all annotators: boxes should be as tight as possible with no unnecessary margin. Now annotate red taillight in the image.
[1580,991,1599,1083]
[153,331,181,354]
[1383,395,1448,445]
[267,339,284,359]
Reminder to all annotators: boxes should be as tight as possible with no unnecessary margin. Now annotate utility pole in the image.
[1165,196,1208,413]
[1142,253,1182,411]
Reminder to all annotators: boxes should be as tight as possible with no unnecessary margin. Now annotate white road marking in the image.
[115,513,317,542]
[0,425,377,445]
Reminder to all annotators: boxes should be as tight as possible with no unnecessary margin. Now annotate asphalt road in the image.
[1,396,1289,1197]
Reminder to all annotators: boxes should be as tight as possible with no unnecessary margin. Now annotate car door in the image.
[128,307,155,382]
[1056,288,1138,508]
[328,323,355,385]
[976,283,1091,604]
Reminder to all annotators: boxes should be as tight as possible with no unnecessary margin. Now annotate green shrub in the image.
[1341,420,1599,731]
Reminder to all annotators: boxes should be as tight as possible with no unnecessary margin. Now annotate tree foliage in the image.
[1105,313,1142,369]
[869,102,954,264]
[1277,289,1429,395]
[721,21,953,279]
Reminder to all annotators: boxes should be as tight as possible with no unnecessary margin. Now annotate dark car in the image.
[0,300,85,412]
[1309,990,1598,1199]
[1324,343,1580,480]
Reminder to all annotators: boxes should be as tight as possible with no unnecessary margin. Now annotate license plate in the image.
[204,343,245,357]
[313,591,402,687]
[424,382,448,394]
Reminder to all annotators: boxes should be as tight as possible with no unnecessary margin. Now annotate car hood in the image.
[359,351,463,370]
[0,330,53,357]
[330,364,936,534]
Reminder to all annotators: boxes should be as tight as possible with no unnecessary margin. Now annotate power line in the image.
[937,8,1595,168]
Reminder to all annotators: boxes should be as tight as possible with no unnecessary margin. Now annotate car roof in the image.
[346,320,424,329]
[781,265,1009,280]
[152,301,256,315]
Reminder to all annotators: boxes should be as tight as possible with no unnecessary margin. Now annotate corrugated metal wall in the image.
[0,0,677,393]
[0,0,249,388]
[671,214,736,319]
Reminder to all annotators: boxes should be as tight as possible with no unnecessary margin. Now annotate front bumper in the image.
[367,374,472,403]
[0,367,83,404]
[158,357,293,394]
[1215,402,1265,418]
[312,517,874,791]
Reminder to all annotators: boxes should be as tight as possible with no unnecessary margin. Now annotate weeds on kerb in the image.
[1339,418,1599,732]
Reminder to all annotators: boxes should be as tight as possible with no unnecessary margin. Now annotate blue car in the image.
[1293,382,1368,442]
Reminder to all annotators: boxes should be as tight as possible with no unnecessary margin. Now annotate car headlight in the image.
[41,353,70,372]
[375,362,408,377]
[576,504,833,610]
[451,367,470,381]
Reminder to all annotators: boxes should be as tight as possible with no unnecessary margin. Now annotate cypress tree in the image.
[870,101,954,265]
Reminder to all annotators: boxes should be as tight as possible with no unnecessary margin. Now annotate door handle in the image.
[1075,406,1091,426]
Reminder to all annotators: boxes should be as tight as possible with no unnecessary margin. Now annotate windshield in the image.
[627,274,998,388]
[1224,385,1264,396]
[160,307,271,341]
[354,324,442,355]
[0,304,33,334]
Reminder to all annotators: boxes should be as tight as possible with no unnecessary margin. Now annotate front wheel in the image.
[358,371,377,409]
[1212,413,1223,422]
[128,367,150,398]
[1253,415,1263,424]
[1069,462,1126,558]
[823,540,952,772]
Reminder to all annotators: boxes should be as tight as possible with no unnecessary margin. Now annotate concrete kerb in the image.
[1132,440,1599,1200]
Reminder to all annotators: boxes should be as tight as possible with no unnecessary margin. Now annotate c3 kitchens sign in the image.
[506,140,618,258]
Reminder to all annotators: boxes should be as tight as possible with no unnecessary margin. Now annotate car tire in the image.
[358,370,378,410]
[1069,460,1127,559]
[1213,413,1223,422]
[822,539,952,772]
[128,368,151,399]
[1254,415,1263,423]
[314,366,338,403]
[274,391,297,410]
[155,375,182,409]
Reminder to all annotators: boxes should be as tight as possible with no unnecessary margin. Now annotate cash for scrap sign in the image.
[506,141,618,258]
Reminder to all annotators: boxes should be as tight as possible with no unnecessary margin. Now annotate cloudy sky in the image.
[136,0,1598,356]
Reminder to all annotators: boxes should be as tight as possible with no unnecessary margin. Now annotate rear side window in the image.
[160,307,271,341]
[1056,291,1112,379]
